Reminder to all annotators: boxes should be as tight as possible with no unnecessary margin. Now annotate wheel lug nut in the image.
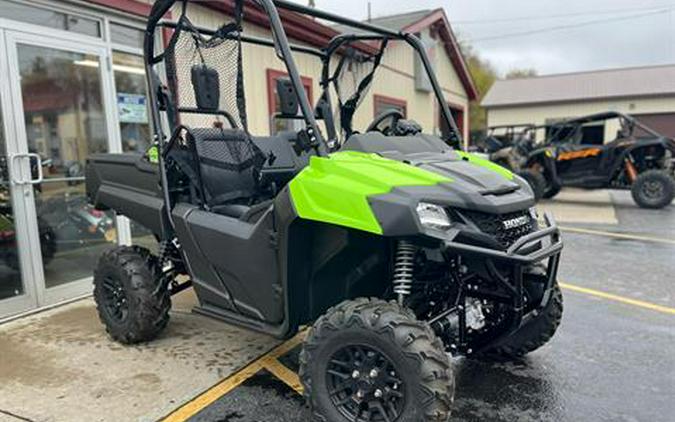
[369,369,378,378]
[356,390,364,398]
[352,370,360,379]
[374,389,383,398]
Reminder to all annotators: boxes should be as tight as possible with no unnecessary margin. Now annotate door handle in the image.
[26,153,44,185]
[10,153,44,185]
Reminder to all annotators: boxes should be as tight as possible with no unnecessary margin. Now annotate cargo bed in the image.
[86,153,165,236]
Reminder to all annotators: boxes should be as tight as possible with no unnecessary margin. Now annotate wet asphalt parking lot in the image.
[169,191,675,422]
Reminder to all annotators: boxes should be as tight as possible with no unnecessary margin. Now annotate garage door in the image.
[634,113,675,138]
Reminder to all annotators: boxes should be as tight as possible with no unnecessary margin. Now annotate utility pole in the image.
[308,0,315,8]
[367,2,372,22]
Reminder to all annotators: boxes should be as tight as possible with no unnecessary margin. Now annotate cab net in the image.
[329,39,388,138]
[163,10,247,130]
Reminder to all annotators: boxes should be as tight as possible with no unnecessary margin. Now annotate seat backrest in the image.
[189,128,265,205]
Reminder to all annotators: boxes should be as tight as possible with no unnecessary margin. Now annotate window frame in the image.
[373,94,407,119]
[266,68,313,135]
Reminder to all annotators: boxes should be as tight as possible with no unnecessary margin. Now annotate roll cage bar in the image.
[540,111,663,144]
[144,0,463,235]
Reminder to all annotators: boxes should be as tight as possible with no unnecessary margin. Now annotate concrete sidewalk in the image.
[0,290,278,422]
[538,188,618,224]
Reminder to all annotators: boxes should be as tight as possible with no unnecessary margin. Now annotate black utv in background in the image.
[487,112,675,208]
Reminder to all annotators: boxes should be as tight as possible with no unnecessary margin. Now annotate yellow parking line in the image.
[263,356,304,394]
[162,330,308,422]
[162,360,264,422]
[560,282,675,315]
[560,226,675,245]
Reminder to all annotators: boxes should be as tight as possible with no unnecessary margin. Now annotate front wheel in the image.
[517,169,546,201]
[93,245,171,344]
[631,170,675,209]
[300,298,454,422]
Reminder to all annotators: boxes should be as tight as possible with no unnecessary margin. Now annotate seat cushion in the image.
[188,127,266,206]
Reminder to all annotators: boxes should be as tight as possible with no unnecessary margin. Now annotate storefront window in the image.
[110,23,144,49]
[111,52,156,250]
[0,0,101,38]
[112,52,151,154]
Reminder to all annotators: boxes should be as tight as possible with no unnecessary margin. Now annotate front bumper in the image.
[441,212,563,352]
[442,211,562,264]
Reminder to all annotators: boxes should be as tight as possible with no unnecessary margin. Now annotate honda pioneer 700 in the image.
[86,1,563,420]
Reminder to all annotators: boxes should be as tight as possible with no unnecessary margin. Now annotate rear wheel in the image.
[631,170,675,209]
[93,245,170,344]
[517,169,546,201]
[300,298,454,422]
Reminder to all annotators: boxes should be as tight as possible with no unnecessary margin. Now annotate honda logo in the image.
[502,215,529,230]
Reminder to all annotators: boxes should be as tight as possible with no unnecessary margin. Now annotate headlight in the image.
[416,202,451,230]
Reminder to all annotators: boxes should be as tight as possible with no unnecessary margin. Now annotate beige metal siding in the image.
[486,96,675,143]
[170,5,469,140]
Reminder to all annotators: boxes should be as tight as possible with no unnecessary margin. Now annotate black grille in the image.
[460,209,534,249]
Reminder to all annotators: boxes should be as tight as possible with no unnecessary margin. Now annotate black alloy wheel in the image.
[641,179,665,200]
[93,246,171,344]
[631,170,675,209]
[300,298,454,422]
[326,344,405,422]
[101,275,129,323]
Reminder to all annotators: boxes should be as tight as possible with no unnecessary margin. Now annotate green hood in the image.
[288,151,451,234]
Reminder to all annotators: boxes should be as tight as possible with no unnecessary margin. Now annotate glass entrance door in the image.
[0,29,37,319]
[4,31,118,309]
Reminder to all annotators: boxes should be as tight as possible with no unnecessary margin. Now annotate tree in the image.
[505,68,538,79]
[459,41,497,139]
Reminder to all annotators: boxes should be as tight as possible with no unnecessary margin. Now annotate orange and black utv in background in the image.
[488,112,675,208]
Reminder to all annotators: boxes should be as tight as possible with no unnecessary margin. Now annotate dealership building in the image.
[0,0,476,319]
[483,64,675,143]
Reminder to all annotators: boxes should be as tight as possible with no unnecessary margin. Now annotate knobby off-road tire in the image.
[477,281,563,360]
[299,298,454,422]
[93,245,170,344]
[517,169,546,201]
[631,170,675,209]
[541,175,562,199]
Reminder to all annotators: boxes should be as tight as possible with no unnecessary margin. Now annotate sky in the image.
[294,0,675,76]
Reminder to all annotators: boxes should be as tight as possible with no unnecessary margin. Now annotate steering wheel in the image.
[366,109,404,135]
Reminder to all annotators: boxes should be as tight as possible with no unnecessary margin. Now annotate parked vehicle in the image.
[0,210,56,271]
[525,112,675,208]
[0,157,56,270]
[86,1,563,420]
[478,125,546,199]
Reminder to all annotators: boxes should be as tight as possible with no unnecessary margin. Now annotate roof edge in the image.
[91,1,475,99]
[483,91,675,109]
[401,8,478,101]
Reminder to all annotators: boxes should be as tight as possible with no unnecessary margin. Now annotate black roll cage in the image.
[522,111,664,146]
[144,0,463,235]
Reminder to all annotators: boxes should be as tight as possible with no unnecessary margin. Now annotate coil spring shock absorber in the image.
[393,240,417,305]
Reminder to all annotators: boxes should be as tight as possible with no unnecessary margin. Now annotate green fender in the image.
[288,151,451,234]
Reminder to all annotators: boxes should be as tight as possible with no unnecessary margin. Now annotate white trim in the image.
[4,30,115,308]
[0,292,91,325]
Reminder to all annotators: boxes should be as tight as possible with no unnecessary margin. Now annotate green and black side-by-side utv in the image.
[86,1,563,420]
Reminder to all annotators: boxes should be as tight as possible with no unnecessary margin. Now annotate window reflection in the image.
[113,52,151,153]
